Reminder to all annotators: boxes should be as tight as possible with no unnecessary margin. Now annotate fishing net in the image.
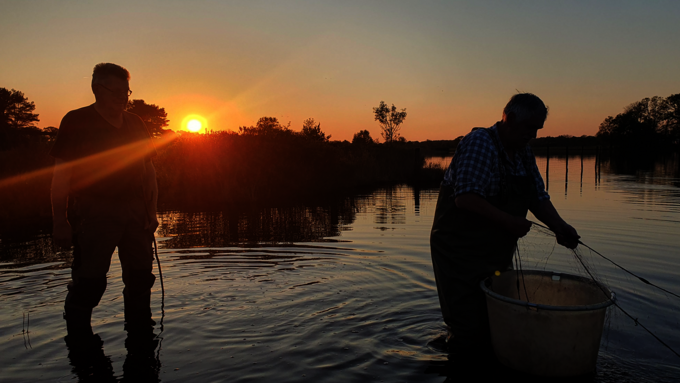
[513,221,680,361]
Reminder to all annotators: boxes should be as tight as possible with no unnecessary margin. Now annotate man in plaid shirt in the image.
[430,93,579,359]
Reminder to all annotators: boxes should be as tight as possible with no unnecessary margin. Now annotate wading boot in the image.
[124,288,155,334]
[64,306,94,340]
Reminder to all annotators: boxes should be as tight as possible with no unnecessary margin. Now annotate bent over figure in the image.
[430,93,579,356]
[51,63,159,338]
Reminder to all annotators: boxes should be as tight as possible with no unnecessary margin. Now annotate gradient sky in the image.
[2,0,679,141]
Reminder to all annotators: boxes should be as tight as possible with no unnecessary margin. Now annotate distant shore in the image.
[1,131,677,238]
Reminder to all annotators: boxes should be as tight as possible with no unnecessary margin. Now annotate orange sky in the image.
[2,1,679,141]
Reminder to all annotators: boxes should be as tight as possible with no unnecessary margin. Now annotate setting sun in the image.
[181,114,208,133]
[187,119,202,132]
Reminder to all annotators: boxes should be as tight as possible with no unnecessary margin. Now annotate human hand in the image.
[53,220,73,251]
[554,222,580,249]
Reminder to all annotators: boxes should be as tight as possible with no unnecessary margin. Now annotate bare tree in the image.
[373,101,407,143]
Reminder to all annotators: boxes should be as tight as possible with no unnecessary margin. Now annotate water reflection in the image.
[156,188,415,247]
[603,152,679,186]
[65,330,161,382]
[598,153,680,214]
[157,205,345,249]
[0,154,679,382]
[0,233,70,269]
[414,187,421,216]
[65,334,116,382]
[372,188,407,227]
[0,185,417,270]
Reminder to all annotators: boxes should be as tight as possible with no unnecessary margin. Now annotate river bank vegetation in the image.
[155,116,435,209]
[597,93,680,149]
[2,88,678,238]
[0,111,441,236]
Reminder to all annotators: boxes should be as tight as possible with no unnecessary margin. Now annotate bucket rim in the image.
[480,270,616,312]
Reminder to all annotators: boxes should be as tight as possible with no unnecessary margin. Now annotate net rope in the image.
[521,221,680,360]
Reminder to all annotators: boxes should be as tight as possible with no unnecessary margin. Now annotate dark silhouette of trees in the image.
[0,88,40,129]
[300,118,330,142]
[597,94,680,147]
[42,126,58,142]
[663,94,680,144]
[239,117,294,138]
[352,130,375,145]
[373,101,407,143]
[125,99,170,137]
[0,88,43,150]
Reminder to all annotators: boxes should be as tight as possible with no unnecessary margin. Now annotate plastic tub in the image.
[480,270,615,377]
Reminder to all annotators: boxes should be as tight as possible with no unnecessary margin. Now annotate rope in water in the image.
[527,220,680,360]
[153,237,165,361]
[153,237,165,314]
[529,221,680,300]
[570,248,680,359]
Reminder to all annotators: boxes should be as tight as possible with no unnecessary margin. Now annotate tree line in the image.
[0,87,172,149]
[1,89,411,148]
[0,88,431,235]
[2,86,677,235]
[156,119,427,209]
[0,86,414,161]
[597,93,680,148]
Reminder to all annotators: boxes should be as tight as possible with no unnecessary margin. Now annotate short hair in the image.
[503,93,549,122]
[92,63,130,86]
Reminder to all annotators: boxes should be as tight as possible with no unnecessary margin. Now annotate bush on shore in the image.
[155,130,428,208]
[0,128,438,236]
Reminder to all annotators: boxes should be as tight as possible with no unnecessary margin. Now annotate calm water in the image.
[1,154,679,382]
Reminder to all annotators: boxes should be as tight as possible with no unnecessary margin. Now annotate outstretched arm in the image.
[51,159,72,250]
[530,199,580,249]
[455,193,532,238]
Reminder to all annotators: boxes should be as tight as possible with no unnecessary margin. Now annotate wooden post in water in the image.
[413,186,421,216]
[565,145,569,195]
[545,145,550,191]
[595,145,600,186]
[580,146,584,194]
[595,145,602,185]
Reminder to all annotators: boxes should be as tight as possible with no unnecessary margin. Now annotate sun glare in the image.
[182,114,208,133]
[188,119,202,132]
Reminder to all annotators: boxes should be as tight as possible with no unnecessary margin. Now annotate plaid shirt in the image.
[443,124,549,201]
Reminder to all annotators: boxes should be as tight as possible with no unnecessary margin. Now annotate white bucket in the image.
[481,270,615,377]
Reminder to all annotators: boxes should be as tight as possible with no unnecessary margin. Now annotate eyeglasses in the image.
[98,84,132,97]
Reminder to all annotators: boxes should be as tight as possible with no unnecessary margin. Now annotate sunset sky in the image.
[2,1,679,141]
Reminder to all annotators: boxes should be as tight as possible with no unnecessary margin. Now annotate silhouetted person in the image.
[430,93,580,358]
[51,63,159,339]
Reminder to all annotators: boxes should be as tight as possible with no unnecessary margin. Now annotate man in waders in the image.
[430,93,579,358]
[51,63,159,340]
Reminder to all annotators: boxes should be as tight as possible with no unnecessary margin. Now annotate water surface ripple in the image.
[1,155,679,382]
